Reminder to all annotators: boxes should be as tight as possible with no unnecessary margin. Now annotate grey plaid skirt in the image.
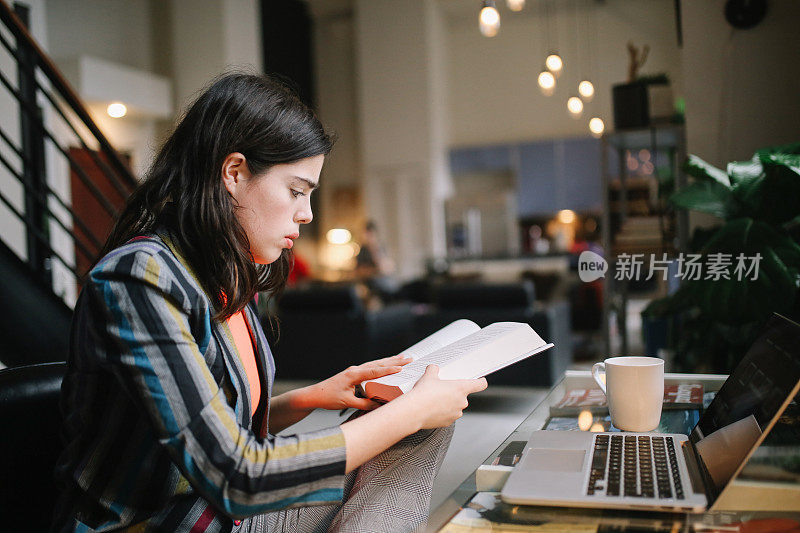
[235,424,454,533]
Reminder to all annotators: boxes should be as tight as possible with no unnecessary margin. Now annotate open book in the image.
[360,320,554,402]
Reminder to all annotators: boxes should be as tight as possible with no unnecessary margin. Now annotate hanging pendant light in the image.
[567,96,583,117]
[479,0,501,37]
[589,117,605,137]
[507,0,525,11]
[578,80,595,100]
[546,53,563,76]
[538,69,556,96]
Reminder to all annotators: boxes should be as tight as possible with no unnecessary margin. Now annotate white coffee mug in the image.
[592,356,664,432]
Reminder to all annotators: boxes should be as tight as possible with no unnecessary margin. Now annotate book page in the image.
[370,322,543,387]
[398,319,480,361]
[437,324,546,380]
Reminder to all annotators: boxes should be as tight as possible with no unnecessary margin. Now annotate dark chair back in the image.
[267,285,369,379]
[0,362,66,531]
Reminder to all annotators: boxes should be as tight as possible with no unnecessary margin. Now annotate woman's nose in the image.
[295,205,313,224]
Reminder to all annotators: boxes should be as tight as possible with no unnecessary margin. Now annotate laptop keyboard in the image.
[587,434,684,499]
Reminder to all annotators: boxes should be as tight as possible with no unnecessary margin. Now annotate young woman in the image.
[53,73,486,532]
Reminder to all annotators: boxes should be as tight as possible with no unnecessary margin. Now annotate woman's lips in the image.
[283,238,294,249]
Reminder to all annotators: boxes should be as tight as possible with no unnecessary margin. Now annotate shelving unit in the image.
[600,124,689,355]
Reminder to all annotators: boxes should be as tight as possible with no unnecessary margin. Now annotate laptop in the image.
[501,313,800,513]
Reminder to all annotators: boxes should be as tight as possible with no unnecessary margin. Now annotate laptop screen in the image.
[689,314,800,501]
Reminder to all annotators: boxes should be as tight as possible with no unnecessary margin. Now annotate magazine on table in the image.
[548,383,704,416]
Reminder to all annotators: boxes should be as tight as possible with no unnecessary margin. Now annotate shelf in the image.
[600,123,688,356]
[602,124,685,150]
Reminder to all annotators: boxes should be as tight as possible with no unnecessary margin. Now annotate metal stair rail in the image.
[0,1,136,305]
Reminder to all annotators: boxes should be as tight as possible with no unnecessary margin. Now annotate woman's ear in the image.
[221,152,251,198]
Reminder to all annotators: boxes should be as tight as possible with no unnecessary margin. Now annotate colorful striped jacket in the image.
[53,233,347,532]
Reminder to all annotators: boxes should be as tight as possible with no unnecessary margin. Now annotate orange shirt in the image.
[227,310,261,416]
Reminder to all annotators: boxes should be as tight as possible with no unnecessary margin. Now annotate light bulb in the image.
[545,53,563,75]
[578,410,593,431]
[326,228,352,245]
[479,1,500,37]
[537,70,556,96]
[506,0,525,11]
[107,102,127,118]
[589,117,605,137]
[578,80,595,100]
[567,96,583,116]
[557,209,576,224]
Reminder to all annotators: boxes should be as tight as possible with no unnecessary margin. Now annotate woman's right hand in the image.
[403,365,488,429]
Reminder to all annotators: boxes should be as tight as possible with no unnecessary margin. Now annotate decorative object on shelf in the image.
[611,42,651,129]
[643,142,800,373]
[612,81,649,129]
[613,46,673,130]
[626,41,650,83]
[479,0,501,37]
[639,73,674,125]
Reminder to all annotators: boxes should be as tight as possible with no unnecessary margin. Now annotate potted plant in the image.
[643,143,800,372]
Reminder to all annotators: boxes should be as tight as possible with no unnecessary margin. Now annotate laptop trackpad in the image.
[527,449,585,472]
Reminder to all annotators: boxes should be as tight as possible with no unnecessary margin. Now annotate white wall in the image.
[170,0,262,113]
[45,0,155,71]
[681,0,800,167]
[354,0,450,277]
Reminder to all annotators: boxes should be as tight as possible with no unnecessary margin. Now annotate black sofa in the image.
[264,280,572,387]
[264,284,414,380]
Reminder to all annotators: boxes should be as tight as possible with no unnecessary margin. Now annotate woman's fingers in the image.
[348,397,382,410]
[362,354,412,368]
[464,377,488,394]
[350,364,405,382]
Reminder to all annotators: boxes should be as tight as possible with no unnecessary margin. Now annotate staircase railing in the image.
[0,0,136,304]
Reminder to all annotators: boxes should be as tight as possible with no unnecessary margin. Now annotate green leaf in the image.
[688,225,722,253]
[670,180,735,218]
[727,158,762,186]
[764,153,800,174]
[688,219,800,324]
[756,142,800,160]
[731,173,764,219]
[685,155,731,187]
[757,155,800,225]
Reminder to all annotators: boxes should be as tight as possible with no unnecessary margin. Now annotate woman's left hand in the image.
[303,354,412,411]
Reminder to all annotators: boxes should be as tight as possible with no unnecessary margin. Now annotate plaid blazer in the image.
[53,233,347,532]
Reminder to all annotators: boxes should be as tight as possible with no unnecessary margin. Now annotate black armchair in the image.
[265,285,414,380]
[0,362,66,531]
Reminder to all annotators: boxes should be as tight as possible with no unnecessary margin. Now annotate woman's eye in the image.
[291,189,305,198]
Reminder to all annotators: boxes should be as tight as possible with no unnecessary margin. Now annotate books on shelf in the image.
[359,319,554,403]
[549,383,704,417]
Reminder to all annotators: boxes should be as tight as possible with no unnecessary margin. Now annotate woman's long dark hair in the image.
[101,73,333,320]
